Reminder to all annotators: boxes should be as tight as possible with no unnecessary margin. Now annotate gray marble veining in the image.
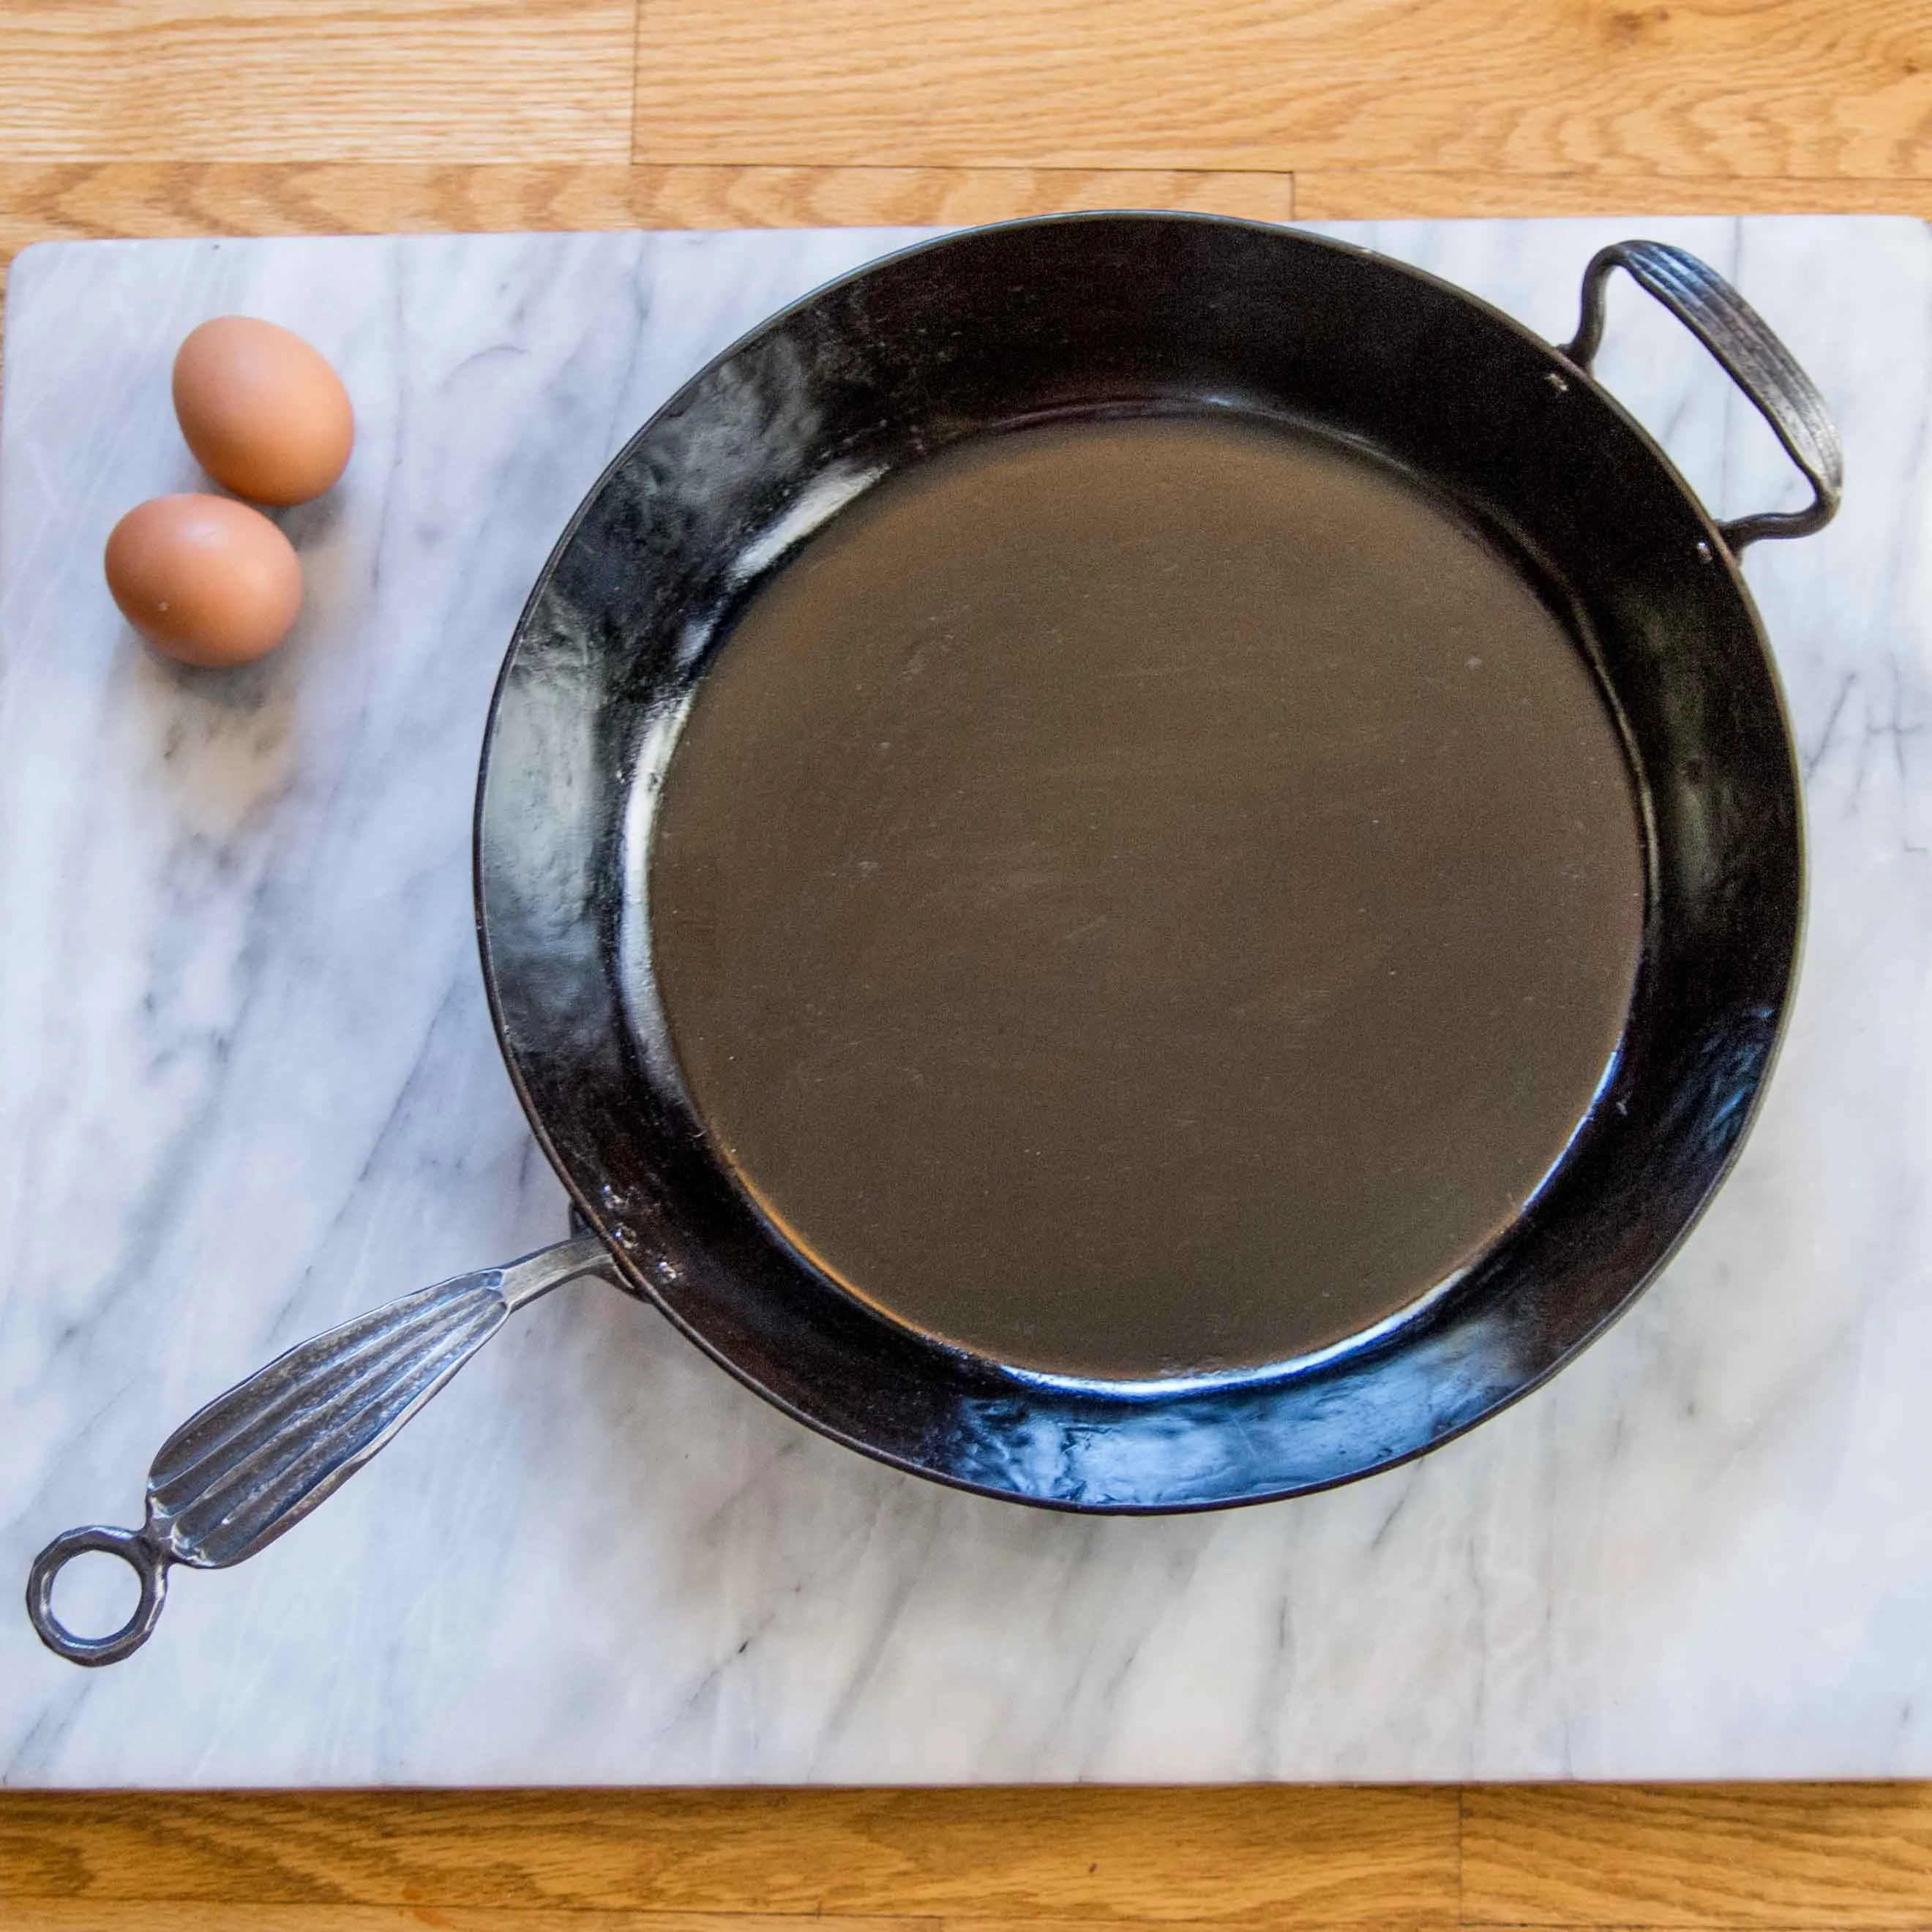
[1,216,1928,1785]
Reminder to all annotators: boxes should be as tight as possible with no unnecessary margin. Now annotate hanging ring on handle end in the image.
[1562,239,1843,553]
[27,1522,171,1666]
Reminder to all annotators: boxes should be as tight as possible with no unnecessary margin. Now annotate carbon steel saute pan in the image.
[29,215,1842,1664]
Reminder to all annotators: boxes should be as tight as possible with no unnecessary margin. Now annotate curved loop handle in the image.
[25,1232,613,1666]
[26,1525,170,1667]
[1562,239,1843,552]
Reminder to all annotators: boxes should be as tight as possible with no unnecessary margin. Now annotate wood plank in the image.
[631,0,1932,179]
[0,1911,1489,1932]
[0,1912,1449,1932]
[0,2,634,162]
[0,1920,1892,1932]
[1464,1783,1932,1928]
[1295,172,1932,218]
[0,160,1294,263]
[0,1788,1457,1925]
[0,1909,935,1932]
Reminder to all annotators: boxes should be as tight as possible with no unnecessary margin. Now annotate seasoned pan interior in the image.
[650,410,1645,1381]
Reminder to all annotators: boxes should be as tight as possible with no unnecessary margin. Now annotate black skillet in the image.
[29,215,1841,1665]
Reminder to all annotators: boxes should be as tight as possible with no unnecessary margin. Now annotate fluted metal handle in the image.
[26,1232,612,1666]
[1562,239,1843,552]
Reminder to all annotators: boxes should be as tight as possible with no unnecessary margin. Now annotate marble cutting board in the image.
[1,215,1929,1787]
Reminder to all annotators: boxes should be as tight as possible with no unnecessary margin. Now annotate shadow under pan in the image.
[648,411,1645,1383]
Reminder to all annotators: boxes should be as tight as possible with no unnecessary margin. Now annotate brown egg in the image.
[105,495,304,667]
[173,316,355,506]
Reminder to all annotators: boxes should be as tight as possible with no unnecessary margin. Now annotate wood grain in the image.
[0,1911,1470,1932]
[0,1911,932,1932]
[1464,1783,1932,1927]
[0,160,1292,264]
[1294,172,1932,219]
[0,1787,1459,1925]
[631,0,1932,180]
[0,1913,1453,1932]
[0,2,635,162]
[12,1784,1932,1928]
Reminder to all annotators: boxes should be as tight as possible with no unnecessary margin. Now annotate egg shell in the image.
[173,316,355,506]
[105,494,304,667]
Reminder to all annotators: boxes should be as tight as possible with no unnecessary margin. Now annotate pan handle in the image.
[24,1231,613,1666]
[1562,239,1843,552]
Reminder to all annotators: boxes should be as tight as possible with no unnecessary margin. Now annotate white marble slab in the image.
[1,215,1928,1786]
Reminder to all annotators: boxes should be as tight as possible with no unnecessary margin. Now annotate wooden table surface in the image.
[3,3,1931,1927]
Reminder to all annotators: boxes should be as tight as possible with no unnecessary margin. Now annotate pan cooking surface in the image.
[649,412,1645,1381]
